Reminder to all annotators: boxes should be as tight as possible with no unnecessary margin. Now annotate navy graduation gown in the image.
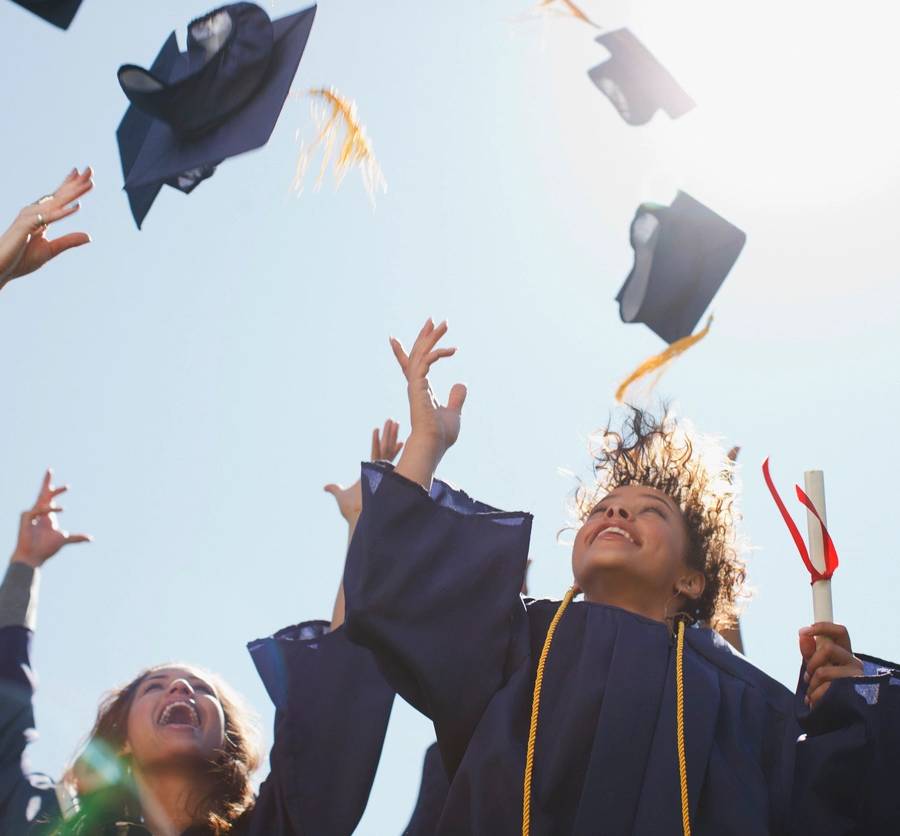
[403,742,449,836]
[344,462,900,836]
[0,620,394,835]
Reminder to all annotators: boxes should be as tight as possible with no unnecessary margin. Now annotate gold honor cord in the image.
[676,618,692,836]
[522,586,576,835]
[522,593,693,836]
[615,317,713,403]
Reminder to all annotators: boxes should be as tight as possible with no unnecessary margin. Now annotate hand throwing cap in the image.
[116,2,316,228]
[616,192,746,344]
[588,28,694,126]
[8,0,83,29]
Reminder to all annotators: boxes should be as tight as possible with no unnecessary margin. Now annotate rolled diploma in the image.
[803,470,833,623]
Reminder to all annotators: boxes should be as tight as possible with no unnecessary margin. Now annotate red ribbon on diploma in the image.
[762,458,839,584]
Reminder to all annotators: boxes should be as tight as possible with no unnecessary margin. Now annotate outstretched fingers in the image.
[383,419,403,460]
[36,469,55,505]
[52,167,94,206]
[425,346,457,366]
[389,337,410,374]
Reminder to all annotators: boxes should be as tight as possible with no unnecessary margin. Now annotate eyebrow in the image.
[590,492,674,513]
[638,492,673,510]
[142,673,213,690]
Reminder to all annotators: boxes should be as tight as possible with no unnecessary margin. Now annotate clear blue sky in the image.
[1,0,899,831]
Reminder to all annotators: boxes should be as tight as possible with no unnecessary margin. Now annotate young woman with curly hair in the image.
[343,318,900,836]
[0,433,406,835]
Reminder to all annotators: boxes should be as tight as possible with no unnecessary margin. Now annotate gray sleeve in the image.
[0,562,39,630]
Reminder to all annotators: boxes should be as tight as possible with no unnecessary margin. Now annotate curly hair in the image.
[55,664,261,835]
[574,406,746,627]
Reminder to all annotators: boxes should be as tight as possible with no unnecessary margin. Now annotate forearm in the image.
[394,434,444,492]
[0,563,39,630]
[330,512,361,630]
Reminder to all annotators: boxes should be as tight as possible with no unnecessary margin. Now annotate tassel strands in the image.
[529,0,602,29]
[615,316,713,403]
[291,87,387,206]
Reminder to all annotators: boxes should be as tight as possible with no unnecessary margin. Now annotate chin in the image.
[149,740,215,767]
[575,547,633,576]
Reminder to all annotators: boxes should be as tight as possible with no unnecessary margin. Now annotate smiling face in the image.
[123,666,227,771]
[572,484,704,620]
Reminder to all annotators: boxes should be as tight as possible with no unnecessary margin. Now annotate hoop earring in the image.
[663,592,697,636]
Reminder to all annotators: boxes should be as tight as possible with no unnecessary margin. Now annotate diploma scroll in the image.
[802,470,833,623]
[762,459,840,623]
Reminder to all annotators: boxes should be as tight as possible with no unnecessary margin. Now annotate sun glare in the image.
[643,1,900,207]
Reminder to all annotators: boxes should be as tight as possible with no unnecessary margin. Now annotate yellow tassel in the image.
[615,316,713,403]
[291,87,387,205]
[676,619,692,836]
[523,586,576,836]
[532,0,601,28]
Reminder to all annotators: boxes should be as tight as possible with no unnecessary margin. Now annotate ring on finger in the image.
[34,212,46,231]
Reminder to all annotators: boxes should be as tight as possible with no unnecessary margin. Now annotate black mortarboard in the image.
[9,0,82,29]
[116,2,316,228]
[588,28,694,126]
[616,192,746,344]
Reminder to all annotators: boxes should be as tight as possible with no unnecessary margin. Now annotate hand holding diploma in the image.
[799,622,863,708]
[763,459,863,708]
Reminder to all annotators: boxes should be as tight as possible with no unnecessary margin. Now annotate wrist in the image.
[10,552,41,570]
[404,431,447,464]
[395,434,445,490]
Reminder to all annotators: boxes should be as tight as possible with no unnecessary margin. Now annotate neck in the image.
[133,765,212,836]
[580,575,678,624]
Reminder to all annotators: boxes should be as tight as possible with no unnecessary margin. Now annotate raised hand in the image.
[325,419,405,526]
[11,470,92,569]
[799,622,864,708]
[390,318,466,488]
[0,168,93,289]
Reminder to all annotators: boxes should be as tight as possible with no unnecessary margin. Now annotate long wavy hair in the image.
[573,406,747,628]
[55,663,261,835]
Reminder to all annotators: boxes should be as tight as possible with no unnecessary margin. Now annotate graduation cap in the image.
[588,28,694,125]
[614,192,746,400]
[8,0,83,29]
[116,2,316,228]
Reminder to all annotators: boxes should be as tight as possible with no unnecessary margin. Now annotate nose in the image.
[168,678,195,696]
[604,504,631,520]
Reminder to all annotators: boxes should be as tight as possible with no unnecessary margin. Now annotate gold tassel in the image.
[531,0,601,28]
[615,317,713,403]
[291,87,387,205]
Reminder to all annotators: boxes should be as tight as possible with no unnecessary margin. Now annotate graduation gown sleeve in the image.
[0,563,61,833]
[245,619,395,836]
[790,652,900,835]
[343,462,533,775]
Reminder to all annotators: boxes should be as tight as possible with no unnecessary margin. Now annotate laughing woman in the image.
[0,464,397,835]
[343,318,900,836]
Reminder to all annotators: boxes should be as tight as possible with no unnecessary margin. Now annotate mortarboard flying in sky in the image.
[614,191,746,400]
[116,2,316,228]
[588,28,694,126]
[8,0,83,29]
